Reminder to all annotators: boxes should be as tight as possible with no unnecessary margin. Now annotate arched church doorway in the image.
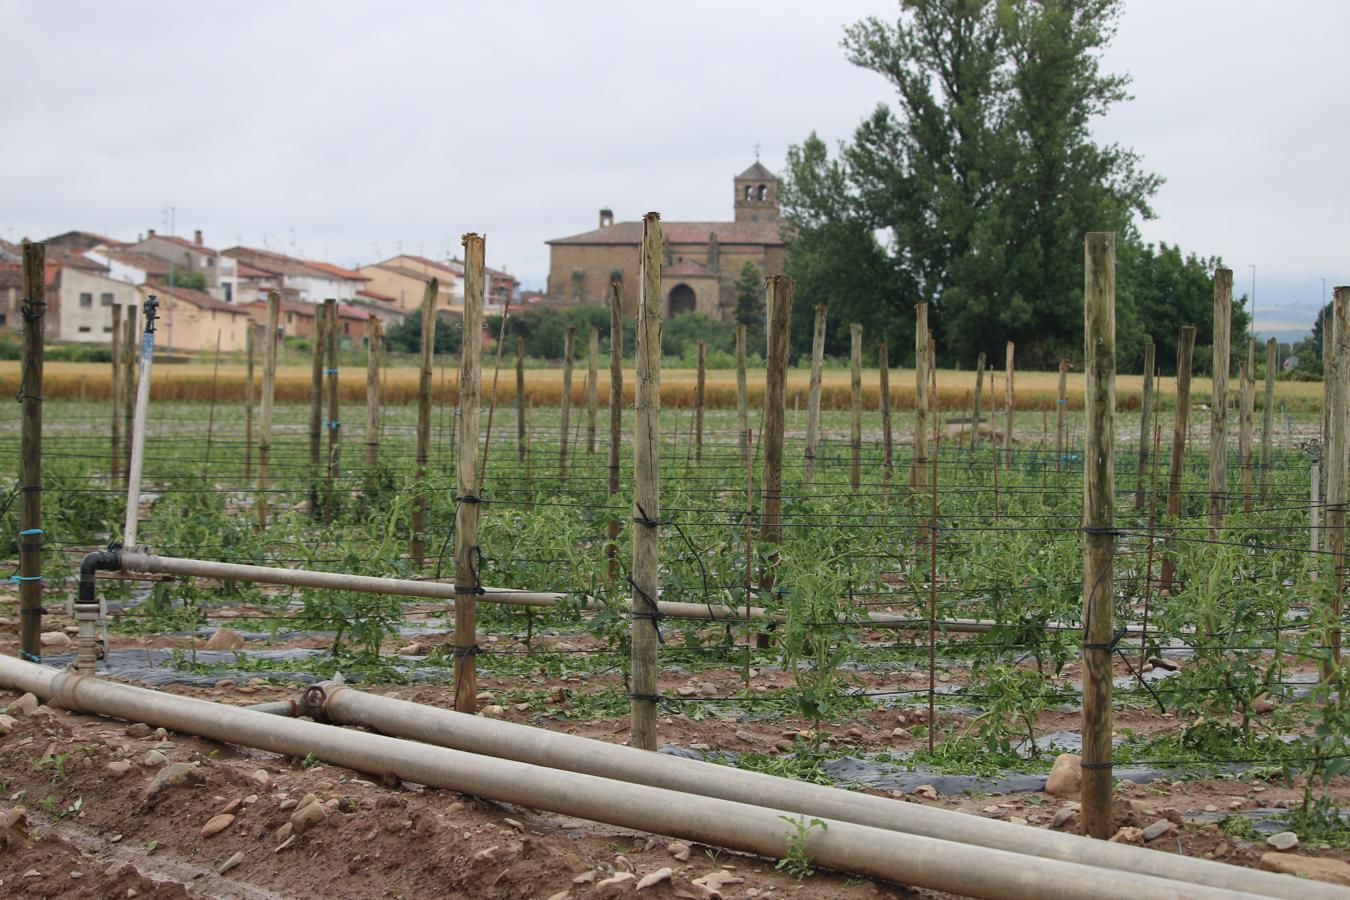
[668,283,696,317]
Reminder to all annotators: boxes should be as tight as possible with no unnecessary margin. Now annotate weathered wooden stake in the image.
[244,324,255,480]
[559,324,575,481]
[324,300,340,520]
[879,340,893,485]
[110,304,122,487]
[736,324,749,468]
[1239,345,1254,514]
[410,279,438,566]
[970,352,986,451]
[1004,341,1015,464]
[607,283,624,579]
[1208,268,1233,536]
[913,303,929,492]
[1081,231,1117,841]
[630,213,664,750]
[257,292,279,528]
[1135,341,1155,509]
[18,241,45,661]
[515,335,527,469]
[365,317,382,470]
[1160,326,1196,593]
[804,304,826,488]
[1260,337,1276,501]
[850,323,863,491]
[122,310,136,479]
[695,340,707,464]
[1056,359,1069,471]
[586,326,599,456]
[308,304,327,517]
[1325,286,1350,674]
[758,275,794,645]
[454,235,485,713]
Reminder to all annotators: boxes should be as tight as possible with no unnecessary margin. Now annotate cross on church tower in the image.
[754,143,761,160]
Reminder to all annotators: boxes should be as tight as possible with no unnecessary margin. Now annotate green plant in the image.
[776,815,827,879]
[301,752,320,769]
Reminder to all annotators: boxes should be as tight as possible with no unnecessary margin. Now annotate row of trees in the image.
[780,0,1249,375]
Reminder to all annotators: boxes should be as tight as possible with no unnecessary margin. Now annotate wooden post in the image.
[803,304,826,488]
[1004,341,1015,465]
[454,235,485,713]
[515,335,527,468]
[1160,326,1196,593]
[1135,341,1155,509]
[1325,314,1335,515]
[1056,359,1069,471]
[1208,268,1233,536]
[1325,286,1350,673]
[1239,339,1255,513]
[586,326,599,456]
[1311,461,1322,582]
[736,324,749,469]
[879,340,893,484]
[630,213,663,750]
[913,303,929,491]
[1260,337,1276,501]
[970,352,986,451]
[122,309,135,479]
[758,275,794,638]
[559,324,575,481]
[365,317,382,469]
[18,241,45,661]
[410,279,438,566]
[850,324,863,491]
[256,292,279,528]
[110,304,122,487]
[1081,231,1117,841]
[695,340,706,464]
[308,303,327,517]
[324,299,340,520]
[244,324,256,480]
[607,283,624,579]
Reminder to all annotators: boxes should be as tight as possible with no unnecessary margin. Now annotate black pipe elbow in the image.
[78,549,122,606]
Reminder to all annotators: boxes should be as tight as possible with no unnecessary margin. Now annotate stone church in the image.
[545,162,787,319]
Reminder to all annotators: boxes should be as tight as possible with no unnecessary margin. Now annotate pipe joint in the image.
[78,548,122,608]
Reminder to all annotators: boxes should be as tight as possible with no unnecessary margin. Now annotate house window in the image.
[223,283,233,303]
[101,292,114,306]
[80,292,93,308]
[206,258,214,267]
[0,313,6,326]
[78,325,91,333]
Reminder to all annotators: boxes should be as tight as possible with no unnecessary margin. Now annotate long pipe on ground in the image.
[288,680,1327,900]
[115,551,1161,635]
[0,656,1284,900]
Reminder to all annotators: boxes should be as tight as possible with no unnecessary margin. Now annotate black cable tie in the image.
[449,643,482,658]
[20,485,42,493]
[19,607,48,616]
[1079,761,1115,770]
[628,692,665,704]
[1081,525,1122,537]
[454,494,482,504]
[632,502,662,528]
[625,574,665,644]
[452,584,487,596]
[1082,626,1128,652]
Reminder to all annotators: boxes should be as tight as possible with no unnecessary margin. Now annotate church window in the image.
[757,184,767,201]
[744,185,752,201]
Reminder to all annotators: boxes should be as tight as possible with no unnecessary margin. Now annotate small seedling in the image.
[776,815,827,879]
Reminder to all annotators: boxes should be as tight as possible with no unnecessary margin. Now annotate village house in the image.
[139,283,251,352]
[125,229,222,289]
[44,254,141,343]
[358,255,464,315]
[222,247,368,304]
[544,161,787,319]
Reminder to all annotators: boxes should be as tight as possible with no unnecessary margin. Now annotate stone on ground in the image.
[1044,753,1082,797]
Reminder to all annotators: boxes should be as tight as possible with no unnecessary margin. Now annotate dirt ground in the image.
[2,612,1348,898]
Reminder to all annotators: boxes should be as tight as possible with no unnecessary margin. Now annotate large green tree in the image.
[783,0,1180,369]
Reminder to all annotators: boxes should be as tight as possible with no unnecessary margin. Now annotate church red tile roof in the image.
[548,220,785,247]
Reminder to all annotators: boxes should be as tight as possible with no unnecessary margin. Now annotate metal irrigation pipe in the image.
[0,656,1296,900]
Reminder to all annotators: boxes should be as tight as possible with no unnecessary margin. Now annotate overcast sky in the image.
[4,1,1346,333]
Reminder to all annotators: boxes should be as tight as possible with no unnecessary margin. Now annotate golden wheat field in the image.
[0,360,1323,411]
